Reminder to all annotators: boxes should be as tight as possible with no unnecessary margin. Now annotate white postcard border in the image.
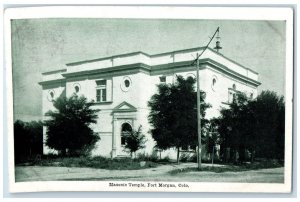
[4,6,294,193]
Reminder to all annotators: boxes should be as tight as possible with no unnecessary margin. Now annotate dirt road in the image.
[15,163,284,183]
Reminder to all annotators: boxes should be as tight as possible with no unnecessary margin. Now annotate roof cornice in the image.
[62,63,151,78]
[42,69,67,75]
[43,59,260,87]
[63,46,258,76]
[66,52,151,66]
[38,78,66,86]
[205,58,261,87]
[206,47,258,75]
[150,58,261,87]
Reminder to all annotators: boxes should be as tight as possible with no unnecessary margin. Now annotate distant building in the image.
[39,47,260,158]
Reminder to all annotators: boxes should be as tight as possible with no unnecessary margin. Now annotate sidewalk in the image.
[15,162,198,182]
[15,163,284,183]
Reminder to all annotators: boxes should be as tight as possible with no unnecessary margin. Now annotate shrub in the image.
[14,120,43,163]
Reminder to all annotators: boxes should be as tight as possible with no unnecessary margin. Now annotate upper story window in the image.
[75,86,79,93]
[228,91,233,103]
[212,78,216,86]
[228,90,237,103]
[227,84,238,103]
[159,76,166,83]
[124,79,130,88]
[186,73,196,80]
[73,83,80,94]
[47,90,55,102]
[232,84,236,90]
[211,76,218,92]
[250,92,254,99]
[96,80,107,102]
[120,76,132,92]
[233,93,237,102]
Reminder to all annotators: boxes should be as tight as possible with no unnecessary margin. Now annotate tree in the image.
[216,90,285,163]
[217,92,255,163]
[148,75,211,163]
[14,120,43,163]
[44,95,100,156]
[253,91,285,160]
[124,125,146,158]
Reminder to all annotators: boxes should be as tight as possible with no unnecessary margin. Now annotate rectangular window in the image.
[96,80,107,86]
[228,92,233,103]
[101,89,106,101]
[96,80,107,102]
[228,90,237,103]
[233,93,237,102]
[96,89,101,102]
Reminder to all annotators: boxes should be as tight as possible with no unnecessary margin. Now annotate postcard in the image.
[4,6,293,193]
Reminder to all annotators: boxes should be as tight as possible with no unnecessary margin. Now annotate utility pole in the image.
[196,53,202,169]
[194,27,220,170]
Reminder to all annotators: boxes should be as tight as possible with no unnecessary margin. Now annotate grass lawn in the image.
[17,155,283,173]
[18,156,158,170]
[169,161,283,175]
[15,157,284,183]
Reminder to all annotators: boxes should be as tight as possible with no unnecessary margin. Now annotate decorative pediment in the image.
[112,101,137,113]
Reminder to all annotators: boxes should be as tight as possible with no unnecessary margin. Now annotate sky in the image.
[11,19,286,121]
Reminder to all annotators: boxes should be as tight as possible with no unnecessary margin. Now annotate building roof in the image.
[40,46,260,87]
[64,46,258,75]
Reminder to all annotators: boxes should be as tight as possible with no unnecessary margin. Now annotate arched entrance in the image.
[121,122,132,146]
[112,101,137,158]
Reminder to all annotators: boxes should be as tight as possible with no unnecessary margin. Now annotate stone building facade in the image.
[39,47,260,158]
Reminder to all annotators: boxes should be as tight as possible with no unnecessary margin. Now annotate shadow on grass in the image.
[169,162,283,175]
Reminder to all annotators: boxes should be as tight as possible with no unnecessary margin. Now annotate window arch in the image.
[250,91,254,99]
[211,75,218,91]
[73,83,81,94]
[47,90,55,102]
[212,78,216,86]
[121,123,132,146]
[120,76,132,92]
[124,79,130,87]
[186,73,196,80]
[232,84,236,90]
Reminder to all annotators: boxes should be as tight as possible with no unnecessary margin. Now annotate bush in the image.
[124,125,146,157]
[14,120,43,163]
[32,156,158,170]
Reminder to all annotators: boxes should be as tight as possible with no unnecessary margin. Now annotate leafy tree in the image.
[253,91,285,160]
[148,75,211,163]
[44,95,100,156]
[124,125,146,158]
[217,90,285,163]
[217,92,256,163]
[14,120,43,163]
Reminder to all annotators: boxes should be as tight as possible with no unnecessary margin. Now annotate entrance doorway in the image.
[121,123,132,146]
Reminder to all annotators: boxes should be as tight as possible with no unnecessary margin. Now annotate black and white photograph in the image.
[4,6,293,193]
